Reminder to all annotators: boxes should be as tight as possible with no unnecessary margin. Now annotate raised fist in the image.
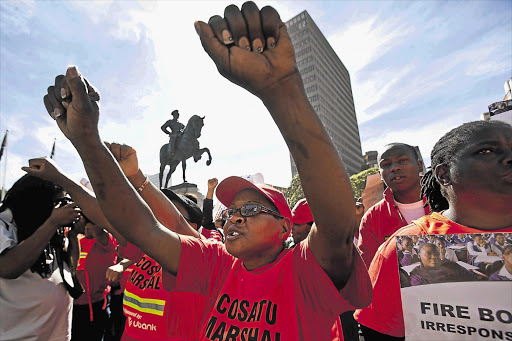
[43,66,100,144]
[195,1,297,99]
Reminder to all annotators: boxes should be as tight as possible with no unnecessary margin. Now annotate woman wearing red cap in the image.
[290,199,314,246]
[43,2,371,339]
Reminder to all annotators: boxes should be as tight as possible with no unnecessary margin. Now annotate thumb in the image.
[21,166,34,174]
[194,21,228,69]
[65,66,92,113]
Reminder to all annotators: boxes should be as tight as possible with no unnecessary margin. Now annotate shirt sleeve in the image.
[358,209,379,267]
[293,238,372,315]
[202,198,214,228]
[0,219,16,254]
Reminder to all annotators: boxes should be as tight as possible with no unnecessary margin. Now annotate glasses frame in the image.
[221,203,284,220]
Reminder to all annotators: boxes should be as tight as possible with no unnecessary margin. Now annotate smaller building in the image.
[482,78,512,124]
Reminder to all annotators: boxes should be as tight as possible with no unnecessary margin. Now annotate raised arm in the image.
[44,70,181,275]
[105,142,200,238]
[0,203,81,279]
[195,2,355,286]
[22,157,127,246]
[202,178,218,229]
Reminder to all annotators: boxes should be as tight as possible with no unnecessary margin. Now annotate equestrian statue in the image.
[159,112,212,188]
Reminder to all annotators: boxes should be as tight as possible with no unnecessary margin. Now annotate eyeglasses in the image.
[221,203,284,220]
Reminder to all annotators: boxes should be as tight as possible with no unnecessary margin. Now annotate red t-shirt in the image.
[200,228,223,243]
[354,212,512,337]
[175,236,372,341]
[75,233,117,306]
[121,246,205,340]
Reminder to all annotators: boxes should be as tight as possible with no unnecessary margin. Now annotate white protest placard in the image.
[396,233,512,340]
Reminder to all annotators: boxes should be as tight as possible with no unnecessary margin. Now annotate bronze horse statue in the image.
[159,115,212,188]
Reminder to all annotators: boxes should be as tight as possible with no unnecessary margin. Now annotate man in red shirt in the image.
[358,143,430,267]
[43,2,372,339]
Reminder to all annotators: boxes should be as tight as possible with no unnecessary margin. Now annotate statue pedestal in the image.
[147,174,205,207]
[169,183,205,208]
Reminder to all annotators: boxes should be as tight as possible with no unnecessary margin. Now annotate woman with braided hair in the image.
[354,120,512,340]
[0,174,83,340]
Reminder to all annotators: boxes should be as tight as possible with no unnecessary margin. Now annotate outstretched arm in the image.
[22,157,127,246]
[195,2,355,287]
[105,142,200,238]
[44,69,182,275]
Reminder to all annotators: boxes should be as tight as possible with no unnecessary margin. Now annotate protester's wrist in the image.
[129,170,146,189]
[260,70,304,106]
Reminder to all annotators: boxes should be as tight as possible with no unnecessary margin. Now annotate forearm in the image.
[128,170,200,237]
[119,258,136,270]
[206,187,214,200]
[0,221,57,279]
[54,174,127,246]
[261,72,356,239]
[261,72,355,285]
[73,139,166,252]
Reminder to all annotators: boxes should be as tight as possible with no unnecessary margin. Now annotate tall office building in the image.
[286,11,363,177]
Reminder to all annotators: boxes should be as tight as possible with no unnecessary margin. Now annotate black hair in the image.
[433,236,446,245]
[381,143,420,162]
[161,189,203,228]
[418,242,437,254]
[184,194,198,204]
[0,175,64,277]
[402,236,413,244]
[503,245,512,256]
[421,120,512,212]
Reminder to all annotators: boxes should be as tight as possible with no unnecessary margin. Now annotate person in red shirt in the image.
[354,120,512,340]
[289,198,314,247]
[358,143,430,268]
[72,220,117,341]
[43,2,372,339]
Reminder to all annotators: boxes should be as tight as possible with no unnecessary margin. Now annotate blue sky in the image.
[1,0,511,197]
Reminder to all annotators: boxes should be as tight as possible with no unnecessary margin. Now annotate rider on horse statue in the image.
[161,109,184,156]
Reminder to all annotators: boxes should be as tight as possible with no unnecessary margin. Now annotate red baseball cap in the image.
[291,198,314,224]
[216,176,292,222]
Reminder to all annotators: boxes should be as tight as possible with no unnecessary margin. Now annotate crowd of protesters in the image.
[0,2,511,341]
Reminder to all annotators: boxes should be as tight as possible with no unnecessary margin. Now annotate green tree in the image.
[286,173,305,208]
[350,167,379,198]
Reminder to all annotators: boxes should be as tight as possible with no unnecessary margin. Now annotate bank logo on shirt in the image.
[395,233,512,340]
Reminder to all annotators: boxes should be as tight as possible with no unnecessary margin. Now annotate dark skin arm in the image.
[45,68,183,276]
[45,2,354,285]
[0,203,81,279]
[105,142,201,238]
[195,2,355,287]
[22,157,128,246]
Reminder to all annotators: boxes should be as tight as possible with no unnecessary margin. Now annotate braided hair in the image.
[420,120,511,212]
[0,175,64,278]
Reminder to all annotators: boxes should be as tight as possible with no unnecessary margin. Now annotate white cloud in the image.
[0,0,36,36]
[328,15,414,75]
